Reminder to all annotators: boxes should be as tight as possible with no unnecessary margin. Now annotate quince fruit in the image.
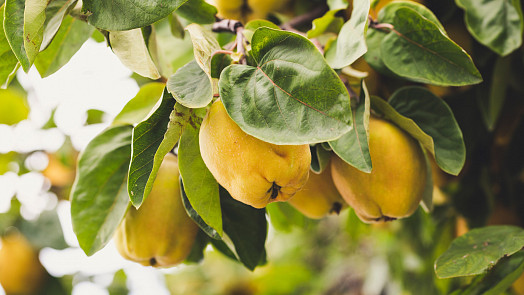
[288,160,347,219]
[199,100,311,209]
[331,116,427,223]
[0,232,46,295]
[114,153,198,268]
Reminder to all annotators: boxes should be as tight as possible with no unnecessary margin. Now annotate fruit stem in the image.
[269,182,281,200]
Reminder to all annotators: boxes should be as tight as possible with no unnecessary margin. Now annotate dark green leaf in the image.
[112,82,165,126]
[456,0,523,56]
[17,210,68,250]
[325,0,370,69]
[219,27,352,145]
[3,0,30,71]
[211,53,233,79]
[176,0,217,24]
[220,186,267,271]
[435,225,524,278]
[381,7,482,86]
[0,4,19,88]
[388,87,466,175]
[178,123,223,236]
[184,229,210,263]
[128,90,189,207]
[82,0,189,30]
[307,9,344,39]
[70,125,132,256]
[180,177,221,239]
[478,55,511,130]
[455,251,524,295]
[329,81,371,173]
[35,15,94,77]
[167,60,213,108]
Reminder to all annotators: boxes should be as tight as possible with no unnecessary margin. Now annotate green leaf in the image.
[109,29,160,79]
[17,209,68,250]
[0,4,19,88]
[184,229,210,264]
[34,15,94,77]
[243,20,279,43]
[178,122,223,237]
[112,82,165,126]
[3,0,30,71]
[167,60,213,108]
[168,13,184,39]
[127,90,189,207]
[82,0,189,31]
[186,23,221,79]
[70,125,133,256]
[435,225,524,278]
[329,80,371,173]
[266,202,315,232]
[219,27,352,145]
[220,186,267,271]
[211,52,233,79]
[325,0,370,69]
[420,151,433,212]
[381,7,482,86]
[454,251,524,295]
[388,87,466,175]
[456,0,523,56]
[310,144,331,174]
[23,0,47,65]
[210,238,238,262]
[307,9,344,39]
[0,88,28,125]
[478,55,511,130]
[180,177,221,239]
[176,0,217,24]
[85,109,105,125]
[40,0,77,50]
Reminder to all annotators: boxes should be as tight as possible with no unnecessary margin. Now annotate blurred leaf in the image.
[210,238,238,262]
[186,23,220,79]
[220,186,267,270]
[35,15,94,77]
[0,4,19,88]
[85,109,105,125]
[167,60,212,108]
[168,13,185,39]
[82,0,189,30]
[435,226,524,278]
[38,274,68,295]
[0,152,15,174]
[178,122,223,237]
[478,55,511,130]
[456,0,523,56]
[266,202,315,232]
[176,0,217,24]
[381,7,482,86]
[220,27,352,145]
[128,91,188,207]
[325,0,370,69]
[307,9,344,39]
[420,151,434,212]
[329,80,371,172]
[327,0,349,10]
[453,250,524,295]
[17,209,67,250]
[109,29,160,79]
[107,269,128,295]
[184,229,210,263]
[112,82,165,126]
[180,177,221,239]
[70,125,132,256]
[0,88,28,125]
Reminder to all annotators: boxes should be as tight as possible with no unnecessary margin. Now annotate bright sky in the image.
[0,39,174,294]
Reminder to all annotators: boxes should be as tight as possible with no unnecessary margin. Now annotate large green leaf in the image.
[40,0,76,50]
[0,4,19,88]
[453,251,524,295]
[70,125,133,256]
[109,29,160,79]
[3,0,30,71]
[381,7,482,86]
[82,0,188,31]
[329,81,371,173]
[388,87,466,175]
[34,15,94,77]
[23,0,47,65]
[186,23,221,79]
[219,27,352,145]
[325,0,370,69]
[112,82,165,126]
[167,60,213,108]
[435,226,524,278]
[176,0,217,24]
[178,123,223,237]
[220,187,267,271]
[0,88,28,125]
[128,90,190,207]
[456,0,523,56]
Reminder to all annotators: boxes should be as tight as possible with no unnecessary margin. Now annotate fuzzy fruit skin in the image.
[288,162,346,219]
[199,100,311,209]
[114,153,198,268]
[0,233,46,295]
[331,116,427,223]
